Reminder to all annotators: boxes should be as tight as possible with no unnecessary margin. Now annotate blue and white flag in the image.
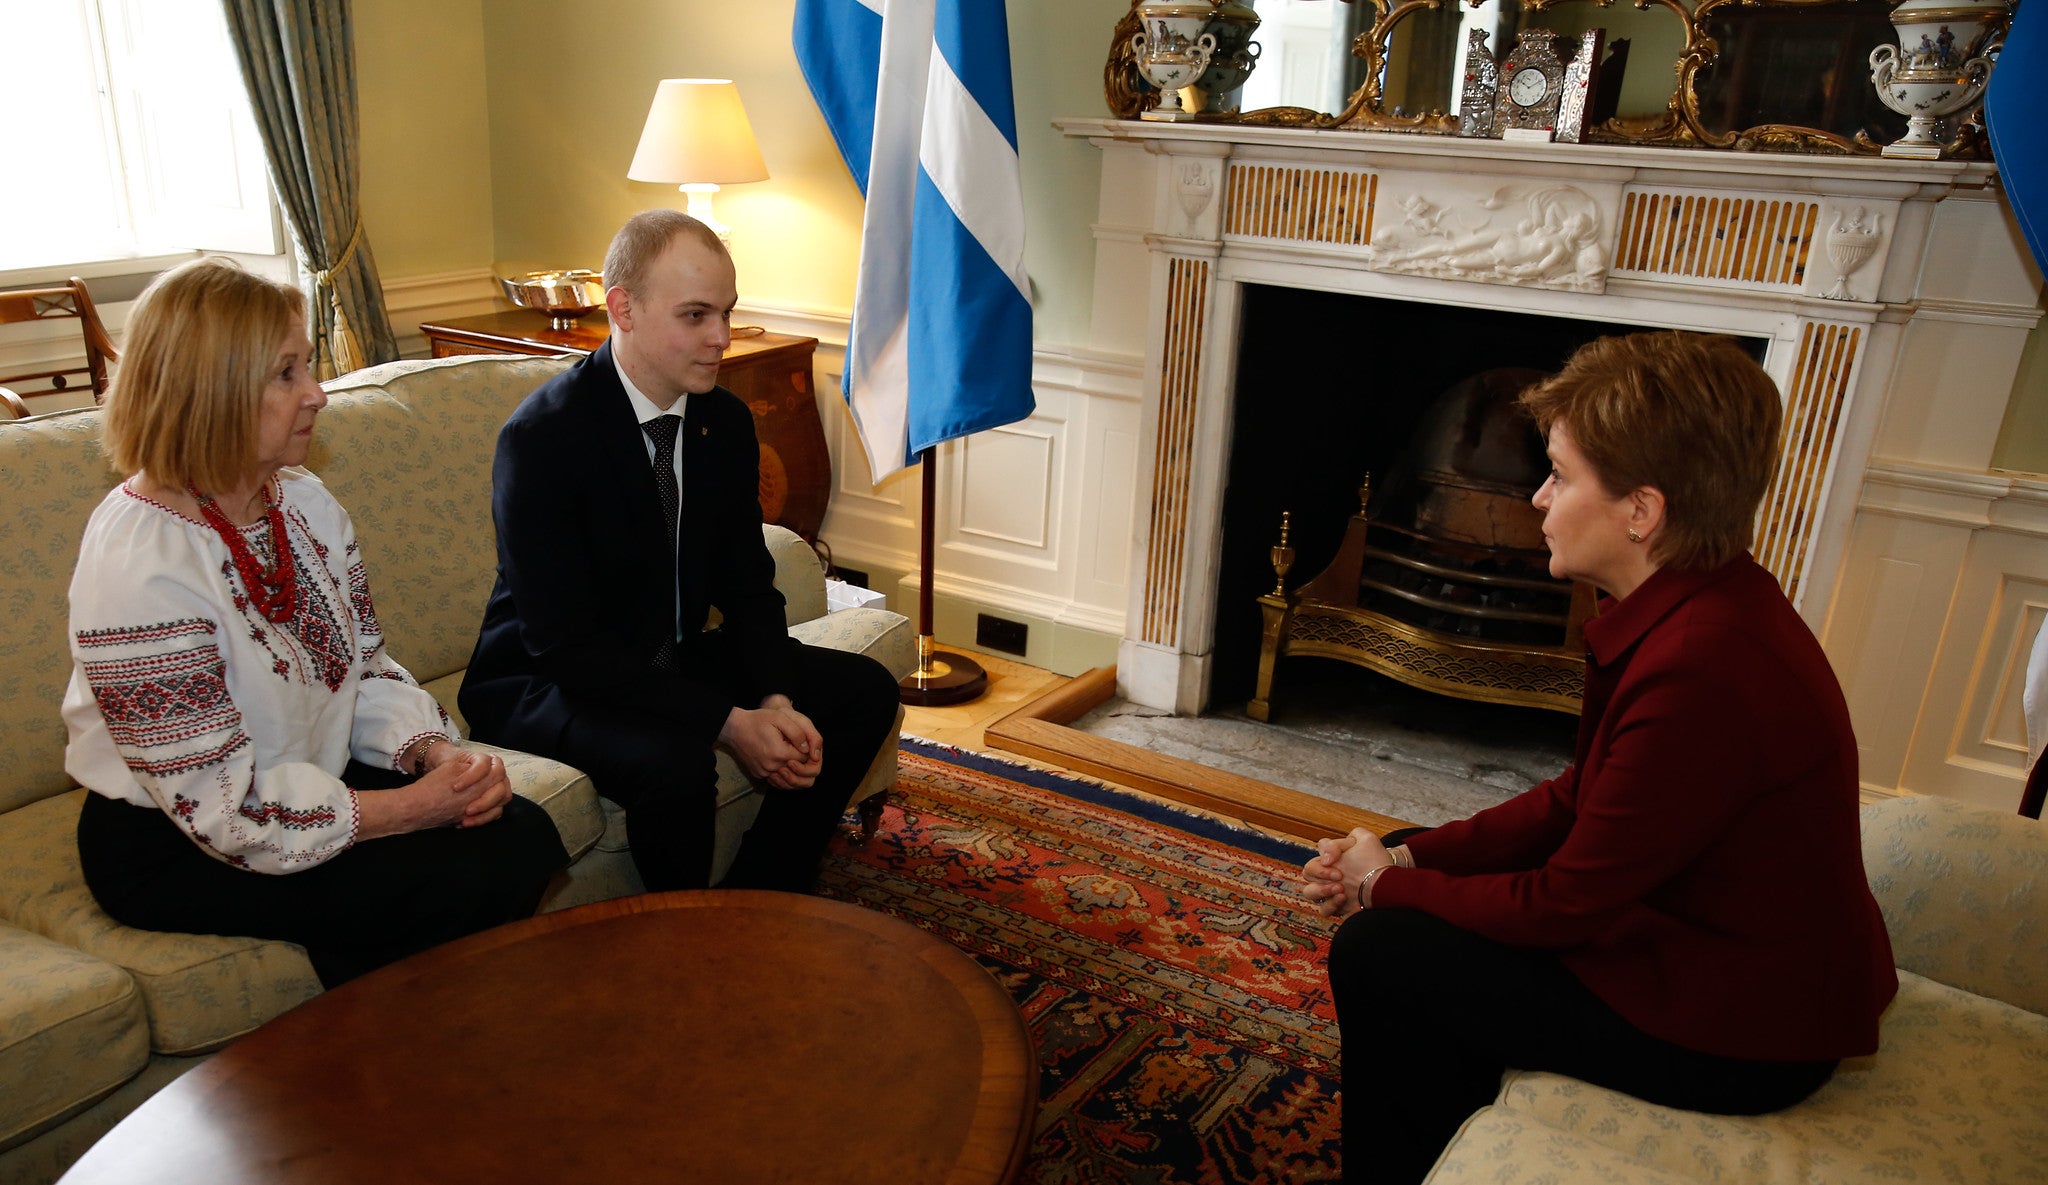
[1986,2,2046,276]
[794,0,1035,481]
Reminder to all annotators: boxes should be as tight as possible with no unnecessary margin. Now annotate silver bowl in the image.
[499,269,605,330]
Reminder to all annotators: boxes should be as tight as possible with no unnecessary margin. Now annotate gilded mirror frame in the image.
[1103,0,1994,156]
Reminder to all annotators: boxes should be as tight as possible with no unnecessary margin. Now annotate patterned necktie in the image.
[643,414,682,672]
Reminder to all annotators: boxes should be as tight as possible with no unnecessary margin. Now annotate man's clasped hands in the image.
[719,694,825,789]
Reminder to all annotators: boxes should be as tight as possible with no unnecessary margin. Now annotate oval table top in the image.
[60,891,1037,1185]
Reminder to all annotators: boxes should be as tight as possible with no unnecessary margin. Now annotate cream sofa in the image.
[1427,793,2048,1185]
[0,353,913,1184]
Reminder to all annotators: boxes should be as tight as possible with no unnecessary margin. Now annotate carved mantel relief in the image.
[1177,161,1215,226]
[1150,145,1229,242]
[1366,183,1610,293]
[1821,206,1884,301]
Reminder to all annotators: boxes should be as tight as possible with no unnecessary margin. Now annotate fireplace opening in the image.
[1208,284,1766,714]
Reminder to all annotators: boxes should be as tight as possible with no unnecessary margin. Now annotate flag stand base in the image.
[895,448,991,706]
[899,635,988,705]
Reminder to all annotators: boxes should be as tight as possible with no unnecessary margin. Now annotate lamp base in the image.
[680,183,732,243]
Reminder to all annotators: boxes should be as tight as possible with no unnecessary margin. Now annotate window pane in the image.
[0,1,130,269]
[102,0,278,254]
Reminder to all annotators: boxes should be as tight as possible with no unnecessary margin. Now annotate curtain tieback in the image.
[312,220,366,380]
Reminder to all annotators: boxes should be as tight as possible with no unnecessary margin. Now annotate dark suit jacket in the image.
[1377,556,1897,1063]
[461,342,797,751]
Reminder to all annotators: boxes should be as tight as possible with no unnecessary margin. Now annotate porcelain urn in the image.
[1869,0,2011,158]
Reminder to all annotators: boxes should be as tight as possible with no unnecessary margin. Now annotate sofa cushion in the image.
[419,671,471,736]
[469,742,604,860]
[0,791,321,1055]
[415,673,604,860]
[1859,794,2048,1017]
[313,354,575,686]
[0,924,149,1150]
[0,408,118,814]
[1486,968,2048,1185]
[1424,1106,1702,1185]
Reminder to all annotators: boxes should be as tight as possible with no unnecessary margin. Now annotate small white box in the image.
[825,578,888,614]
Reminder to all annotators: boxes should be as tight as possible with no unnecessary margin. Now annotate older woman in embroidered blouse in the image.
[65,258,567,987]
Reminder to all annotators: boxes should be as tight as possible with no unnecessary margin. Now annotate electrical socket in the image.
[976,613,1028,656]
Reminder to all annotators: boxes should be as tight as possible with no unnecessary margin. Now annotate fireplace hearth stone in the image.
[1073,660,1573,828]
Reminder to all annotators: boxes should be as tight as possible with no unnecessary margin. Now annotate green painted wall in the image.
[1014,0,1126,346]
[478,0,862,313]
[355,0,495,277]
[474,0,1115,346]
[349,2,2048,468]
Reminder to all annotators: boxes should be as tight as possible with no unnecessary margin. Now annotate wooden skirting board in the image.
[983,667,1416,844]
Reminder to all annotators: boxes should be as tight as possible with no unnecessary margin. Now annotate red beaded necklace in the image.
[190,481,298,623]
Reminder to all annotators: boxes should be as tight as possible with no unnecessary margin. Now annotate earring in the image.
[1627,528,1644,543]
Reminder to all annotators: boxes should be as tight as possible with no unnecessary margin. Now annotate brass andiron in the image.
[1269,511,1295,596]
[1247,464,1588,721]
[1247,505,1306,723]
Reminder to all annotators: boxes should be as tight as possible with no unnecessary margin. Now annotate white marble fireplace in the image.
[1060,118,2045,807]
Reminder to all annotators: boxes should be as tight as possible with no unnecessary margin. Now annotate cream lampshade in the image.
[626,78,770,242]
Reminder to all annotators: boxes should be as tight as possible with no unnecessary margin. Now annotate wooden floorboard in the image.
[983,667,1416,843]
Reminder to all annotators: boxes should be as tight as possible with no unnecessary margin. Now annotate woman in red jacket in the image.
[1301,331,1897,1185]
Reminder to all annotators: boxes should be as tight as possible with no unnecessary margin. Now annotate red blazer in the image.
[1376,556,1897,1061]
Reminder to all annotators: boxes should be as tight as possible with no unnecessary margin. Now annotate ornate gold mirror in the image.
[1107,0,1954,155]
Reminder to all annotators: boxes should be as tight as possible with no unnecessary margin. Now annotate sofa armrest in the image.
[765,525,828,625]
[1860,794,2048,1016]
[788,605,916,682]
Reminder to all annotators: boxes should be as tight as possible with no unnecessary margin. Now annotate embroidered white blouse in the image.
[62,470,453,873]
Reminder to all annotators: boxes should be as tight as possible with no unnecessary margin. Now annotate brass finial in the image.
[1270,511,1295,596]
[1357,473,1373,517]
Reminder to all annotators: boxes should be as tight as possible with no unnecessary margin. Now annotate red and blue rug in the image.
[821,738,1343,1183]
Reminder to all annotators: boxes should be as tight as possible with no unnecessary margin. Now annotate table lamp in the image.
[627,78,769,242]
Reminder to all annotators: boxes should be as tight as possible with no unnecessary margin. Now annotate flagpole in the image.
[900,446,988,706]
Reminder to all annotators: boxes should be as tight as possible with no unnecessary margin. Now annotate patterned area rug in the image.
[820,738,1343,1183]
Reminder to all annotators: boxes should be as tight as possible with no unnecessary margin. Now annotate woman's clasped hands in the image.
[1301,827,1395,919]
[419,741,515,828]
[356,742,514,840]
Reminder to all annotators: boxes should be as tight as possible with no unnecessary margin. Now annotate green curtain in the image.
[220,0,396,377]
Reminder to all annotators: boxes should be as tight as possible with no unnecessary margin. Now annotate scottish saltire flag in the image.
[1986,2,2046,274]
[794,0,1035,481]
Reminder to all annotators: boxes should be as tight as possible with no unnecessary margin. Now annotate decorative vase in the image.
[1189,2,1262,116]
[1131,3,1221,121]
[1870,0,2010,158]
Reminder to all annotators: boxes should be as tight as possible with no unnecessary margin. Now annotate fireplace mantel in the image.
[1059,117,2043,805]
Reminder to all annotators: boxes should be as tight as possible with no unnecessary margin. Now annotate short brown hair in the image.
[602,209,727,299]
[1519,332,1783,572]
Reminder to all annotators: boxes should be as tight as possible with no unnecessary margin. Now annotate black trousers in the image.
[78,766,569,988]
[1329,906,1838,1185]
[543,642,899,894]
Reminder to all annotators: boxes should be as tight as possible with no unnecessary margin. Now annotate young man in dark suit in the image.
[461,210,898,893]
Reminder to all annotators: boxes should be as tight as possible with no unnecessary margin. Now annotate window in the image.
[0,0,279,275]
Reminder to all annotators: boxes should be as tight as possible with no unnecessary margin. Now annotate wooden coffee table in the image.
[60,892,1037,1184]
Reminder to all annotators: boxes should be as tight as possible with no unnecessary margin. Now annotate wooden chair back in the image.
[0,278,119,402]
[0,387,28,420]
